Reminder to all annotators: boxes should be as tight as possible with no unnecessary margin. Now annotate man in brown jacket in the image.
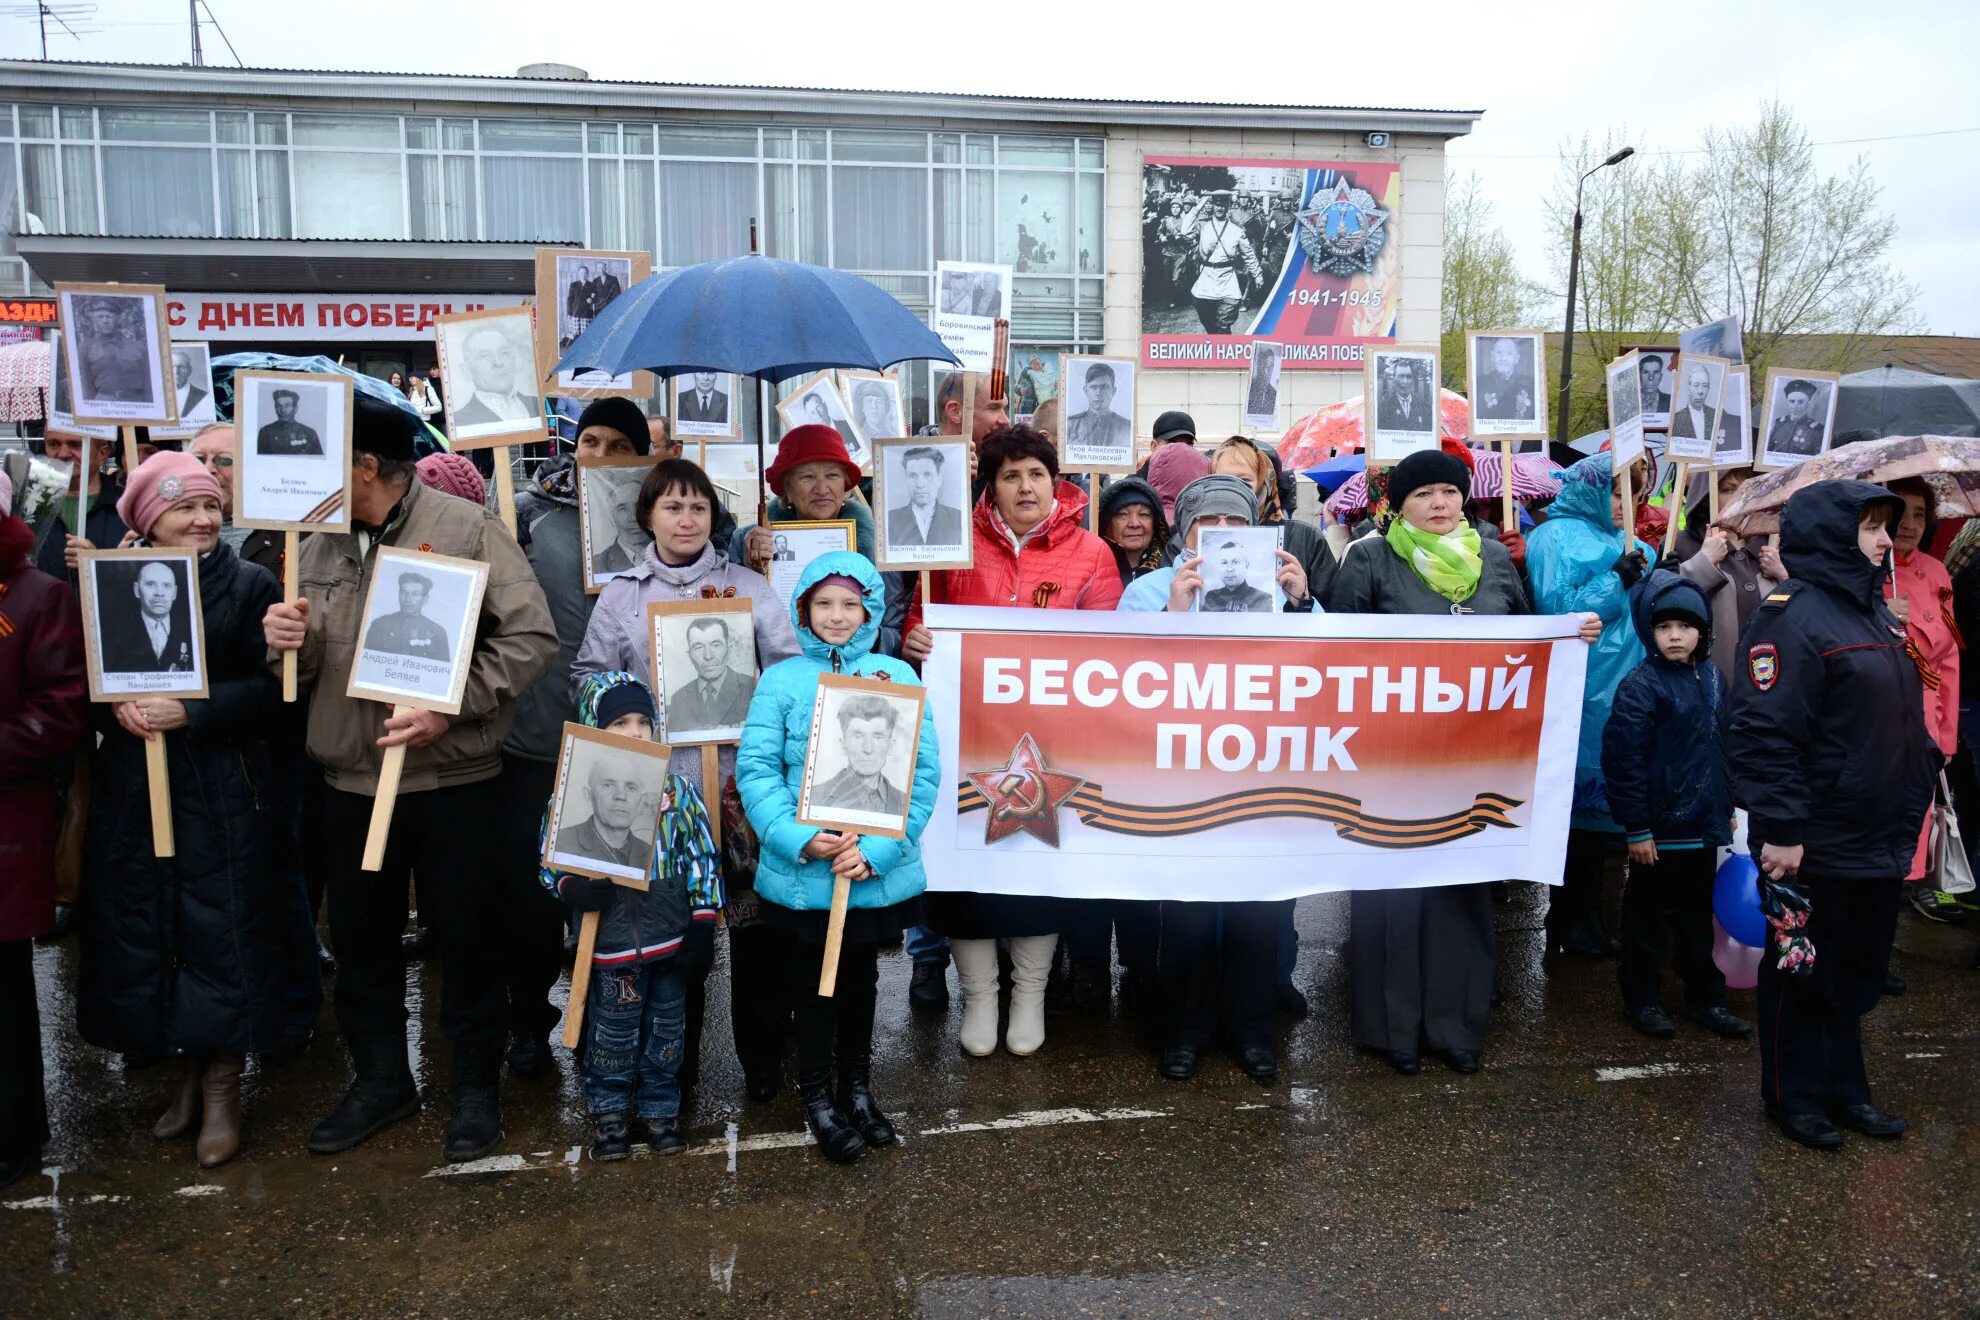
[264,393,556,1164]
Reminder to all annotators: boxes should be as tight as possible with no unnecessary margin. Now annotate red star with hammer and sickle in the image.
[967,733,1086,846]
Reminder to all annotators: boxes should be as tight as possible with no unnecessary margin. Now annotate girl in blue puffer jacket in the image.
[736,552,939,1165]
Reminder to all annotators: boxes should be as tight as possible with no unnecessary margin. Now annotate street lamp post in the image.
[1554,146,1635,444]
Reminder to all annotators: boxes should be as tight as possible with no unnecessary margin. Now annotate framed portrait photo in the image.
[872,437,972,572]
[1604,351,1646,470]
[77,548,210,701]
[648,598,759,747]
[1710,366,1753,470]
[933,261,1013,374]
[1008,351,1057,424]
[1622,346,1678,432]
[56,282,176,427]
[1364,345,1441,464]
[435,306,548,450]
[233,370,355,534]
[842,371,906,454]
[1059,354,1138,473]
[44,330,116,441]
[760,519,856,619]
[797,673,925,839]
[577,454,657,593]
[776,371,867,469]
[671,370,739,440]
[1679,316,1744,367]
[543,723,670,889]
[346,548,490,715]
[534,247,653,398]
[1184,525,1283,613]
[1241,342,1284,432]
[152,343,219,440]
[1755,369,1841,472]
[1465,330,1547,441]
[1663,354,1731,463]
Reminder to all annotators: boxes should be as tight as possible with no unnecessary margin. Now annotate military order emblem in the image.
[1748,642,1779,692]
[1295,179,1390,278]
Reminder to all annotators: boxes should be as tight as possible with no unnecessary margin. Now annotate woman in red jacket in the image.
[1885,477,1963,922]
[903,426,1122,1059]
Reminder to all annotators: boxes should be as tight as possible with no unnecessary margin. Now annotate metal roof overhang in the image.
[13,235,557,293]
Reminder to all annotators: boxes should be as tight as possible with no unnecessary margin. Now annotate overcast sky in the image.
[9,0,1976,335]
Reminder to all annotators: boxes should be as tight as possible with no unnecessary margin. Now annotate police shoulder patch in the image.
[1765,593,1792,602]
[1748,642,1779,691]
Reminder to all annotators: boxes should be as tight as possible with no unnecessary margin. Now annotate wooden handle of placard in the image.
[281,531,300,704]
[1662,462,1687,558]
[1620,462,1636,549]
[1707,472,1721,524]
[561,910,601,1049]
[492,446,517,538]
[919,568,931,618]
[121,425,140,478]
[818,868,854,997]
[701,743,723,851]
[145,732,174,858]
[1499,440,1516,532]
[361,705,413,871]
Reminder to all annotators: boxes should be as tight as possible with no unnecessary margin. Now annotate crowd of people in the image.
[1,369,1968,1185]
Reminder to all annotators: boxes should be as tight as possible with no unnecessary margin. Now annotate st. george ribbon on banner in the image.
[919,606,1589,902]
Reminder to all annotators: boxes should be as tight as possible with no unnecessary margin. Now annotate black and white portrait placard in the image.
[1242,342,1283,432]
[543,723,669,888]
[671,371,738,440]
[1466,330,1547,441]
[347,548,489,715]
[1626,348,1677,432]
[57,282,175,427]
[1756,369,1841,471]
[1664,354,1731,463]
[153,343,218,440]
[1605,351,1646,470]
[77,548,209,701]
[577,455,657,593]
[436,307,548,450]
[1060,355,1138,473]
[872,437,972,572]
[44,330,116,441]
[232,370,354,534]
[534,247,652,397]
[796,673,926,840]
[775,371,867,468]
[1364,345,1440,463]
[933,261,1013,374]
[760,519,856,620]
[647,599,759,747]
[843,371,905,454]
[1679,316,1744,367]
[1186,526,1282,613]
[1712,367,1753,469]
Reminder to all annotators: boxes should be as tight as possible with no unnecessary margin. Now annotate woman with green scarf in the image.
[1329,448,1598,1076]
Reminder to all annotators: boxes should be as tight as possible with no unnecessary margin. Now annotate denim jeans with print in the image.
[580,958,686,1122]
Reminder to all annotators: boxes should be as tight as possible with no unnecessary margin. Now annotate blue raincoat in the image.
[1526,453,1654,831]
[736,551,940,913]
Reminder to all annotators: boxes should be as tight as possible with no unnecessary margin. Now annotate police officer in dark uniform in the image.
[256,389,324,456]
[365,571,452,663]
[1725,480,1937,1150]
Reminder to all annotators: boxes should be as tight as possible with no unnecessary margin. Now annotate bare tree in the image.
[1440,170,1540,389]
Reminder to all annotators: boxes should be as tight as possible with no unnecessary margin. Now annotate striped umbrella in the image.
[1323,449,1564,519]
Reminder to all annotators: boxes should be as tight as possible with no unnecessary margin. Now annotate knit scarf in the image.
[1386,517,1483,603]
[654,771,724,911]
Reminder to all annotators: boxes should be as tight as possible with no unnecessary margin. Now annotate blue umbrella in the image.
[1303,454,1365,493]
[211,352,445,458]
[553,255,959,384]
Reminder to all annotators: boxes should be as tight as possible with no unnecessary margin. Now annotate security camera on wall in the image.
[1364,131,1392,149]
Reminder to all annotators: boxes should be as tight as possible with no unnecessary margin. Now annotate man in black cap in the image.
[1767,380,1827,458]
[263,389,557,1165]
[1135,410,1197,479]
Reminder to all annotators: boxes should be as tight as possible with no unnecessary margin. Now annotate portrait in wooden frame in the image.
[77,547,211,702]
[871,436,973,572]
[840,369,905,455]
[1755,368,1842,472]
[647,597,760,747]
[1058,354,1138,474]
[435,305,549,451]
[533,246,654,399]
[542,722,669,889]
[345,547,490,715]
[795,672,926,840]
[672,370,740,440]
[1465,329,1549,442]
[1663,354,1732,464]
[775,370,866,469]
[56,281,177,428]
[758,518,857,618]
[1708,366,1754,470]
[233,369,356,535]
[576,453,658,594]
[1363,344,1441,466]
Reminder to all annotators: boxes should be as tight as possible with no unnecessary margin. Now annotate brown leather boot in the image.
[152,1058,202,1140]
[195,1056,243,1168]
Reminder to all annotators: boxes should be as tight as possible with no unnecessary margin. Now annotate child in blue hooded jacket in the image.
[1600,571,1750,1043]
[541,671,721,1162]
[736,552,940,1165]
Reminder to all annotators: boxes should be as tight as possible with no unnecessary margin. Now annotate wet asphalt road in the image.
[5,883,1977,1319]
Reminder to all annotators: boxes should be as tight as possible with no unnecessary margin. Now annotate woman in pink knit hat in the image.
[75,451,298,1170]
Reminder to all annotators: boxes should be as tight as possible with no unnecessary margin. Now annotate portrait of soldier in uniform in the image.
[364,570,452,663]
[1064,359,1137,467]
[1764,378,1832,461]
[256,388,324,457]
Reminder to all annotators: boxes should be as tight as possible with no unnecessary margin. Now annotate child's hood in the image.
[789,550,886,668]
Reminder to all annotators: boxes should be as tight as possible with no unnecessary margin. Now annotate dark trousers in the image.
[1549,828,1612,937]
[1759,874,1901,1117]
[678,923,714,1091]
[0,940,47,1164]
[729,921,796,1084]
[1063,899,1160,980]
[323,780,507,1081]
[786,939,879,1077]
[494,755,572,1043]
[1156,899,1289,1050]
[1618,848,1724,1011]
[1349,885,1495,1054]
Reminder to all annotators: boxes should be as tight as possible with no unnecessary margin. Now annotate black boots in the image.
[797,1069,865,1164]
[443,1048,504,1164]
[308,1038,419,1155]
[836,1063,898,1147]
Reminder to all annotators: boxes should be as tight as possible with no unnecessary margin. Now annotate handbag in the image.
[718,773,763,924]
[1928,771,1975,895]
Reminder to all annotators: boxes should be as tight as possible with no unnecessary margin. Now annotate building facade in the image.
[2,61,1476,447]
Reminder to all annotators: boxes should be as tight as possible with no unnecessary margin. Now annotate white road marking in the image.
[1595,1062,1714,1082]
[913,1106,1168,1136]
[1905,1052,1942,1059]
[3,1193,126,1211]
[423,1154,534,1178]
[173,1185,223,1198]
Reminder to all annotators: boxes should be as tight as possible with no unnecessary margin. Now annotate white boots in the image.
[949,935,1059,1057]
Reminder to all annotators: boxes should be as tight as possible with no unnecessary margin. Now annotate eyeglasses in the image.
[201,454,235,469]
